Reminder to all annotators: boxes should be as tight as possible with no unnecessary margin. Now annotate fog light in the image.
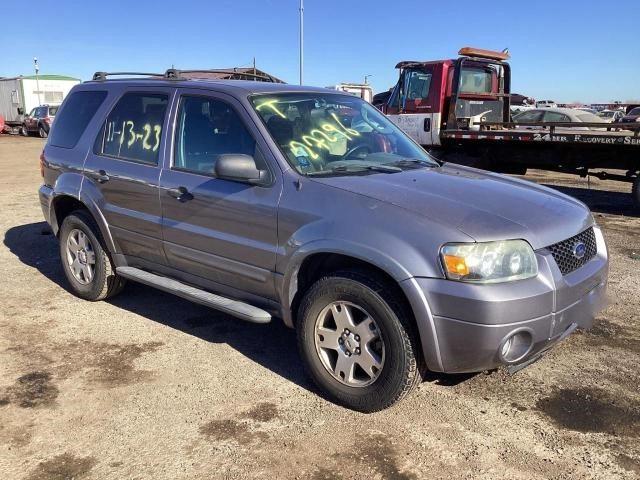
[499,330,533,363]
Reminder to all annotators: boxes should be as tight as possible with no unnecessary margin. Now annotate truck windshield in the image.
[250,93,438,175]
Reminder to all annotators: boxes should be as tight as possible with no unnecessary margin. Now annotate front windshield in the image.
[250,92,438,175]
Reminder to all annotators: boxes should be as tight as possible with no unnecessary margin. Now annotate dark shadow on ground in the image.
[4,221,476,400]
[540,183,639,218]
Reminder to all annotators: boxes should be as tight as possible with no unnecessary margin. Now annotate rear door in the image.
[83,86,174,266]
[159,88,281,300]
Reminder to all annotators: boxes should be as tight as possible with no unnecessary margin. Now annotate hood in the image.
[310,164,593,250]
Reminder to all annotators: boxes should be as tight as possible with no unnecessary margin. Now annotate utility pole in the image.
[299,0,304,85]
[34,57,41,106]
[364,74,372,85]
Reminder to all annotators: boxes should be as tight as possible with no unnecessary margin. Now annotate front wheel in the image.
[20,124,29,136]
[297,270,421,412]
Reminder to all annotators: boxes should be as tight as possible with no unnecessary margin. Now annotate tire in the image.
[59,210,126,301]
[38,125,48,138]
[633,176,640,210]
[20,124,29,137]
[297,270,421,412]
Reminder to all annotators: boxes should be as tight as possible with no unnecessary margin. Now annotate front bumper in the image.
[413,226,609,373]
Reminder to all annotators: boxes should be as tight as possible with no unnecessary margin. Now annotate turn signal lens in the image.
[443,254,469,276]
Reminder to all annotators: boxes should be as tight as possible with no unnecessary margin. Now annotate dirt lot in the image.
[0,135,639,480]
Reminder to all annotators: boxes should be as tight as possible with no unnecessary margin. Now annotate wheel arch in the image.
[50,192,117,255]
[280,244,443,372]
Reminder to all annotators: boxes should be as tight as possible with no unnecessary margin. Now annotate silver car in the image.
[38,75,608,411]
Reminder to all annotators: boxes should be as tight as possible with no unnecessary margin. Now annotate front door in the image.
[160,90,281,301]
[386,67,440,146]
[83,87,174,266]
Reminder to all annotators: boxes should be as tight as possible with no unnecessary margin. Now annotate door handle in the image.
[167,186,193,202]
[423,118,431,132]
[87,169,110,184]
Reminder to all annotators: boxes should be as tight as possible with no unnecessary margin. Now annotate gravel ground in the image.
[0,135,639,480]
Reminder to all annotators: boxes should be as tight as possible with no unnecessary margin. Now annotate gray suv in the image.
[38,71,609,412]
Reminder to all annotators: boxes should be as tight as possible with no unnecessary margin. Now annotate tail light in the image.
[40,150,46,178]
[44,116,52,124]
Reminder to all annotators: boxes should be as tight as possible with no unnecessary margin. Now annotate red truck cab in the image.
[382,47,511,146]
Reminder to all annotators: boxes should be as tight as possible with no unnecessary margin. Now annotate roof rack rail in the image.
[163,68,283,83]
[92,71,164,81]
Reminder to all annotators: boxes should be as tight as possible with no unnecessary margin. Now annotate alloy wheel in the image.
[314,301,385,387]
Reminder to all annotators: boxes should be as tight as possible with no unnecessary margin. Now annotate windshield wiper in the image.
[307,163,402,176]
[384,158,439,168]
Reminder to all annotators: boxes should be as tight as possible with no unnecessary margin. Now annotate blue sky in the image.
[2,0,638,103]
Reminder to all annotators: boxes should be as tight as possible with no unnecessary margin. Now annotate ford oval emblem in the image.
[573,242,586,260]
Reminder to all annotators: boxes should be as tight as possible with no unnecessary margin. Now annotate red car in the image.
[21,105,59,138]
[620,106,640,124]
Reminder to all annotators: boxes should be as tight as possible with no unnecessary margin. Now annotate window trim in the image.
[170,92,271,182]
[94,90,170,166]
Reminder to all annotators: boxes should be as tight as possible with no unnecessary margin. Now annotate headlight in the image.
[440,240,538,283]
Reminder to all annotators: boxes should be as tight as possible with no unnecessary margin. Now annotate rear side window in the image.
[100,93,168,165]
[49,91,107,149]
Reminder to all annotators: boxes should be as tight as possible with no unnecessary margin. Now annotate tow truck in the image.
[380,47,640,208]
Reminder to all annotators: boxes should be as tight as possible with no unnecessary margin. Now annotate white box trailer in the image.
[0,75,80,125]
[326,83,374,103]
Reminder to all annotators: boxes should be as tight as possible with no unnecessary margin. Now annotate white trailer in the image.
[326,83,374,103]
[0,75,80,126]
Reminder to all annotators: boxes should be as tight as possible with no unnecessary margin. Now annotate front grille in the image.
[547,227,597,275]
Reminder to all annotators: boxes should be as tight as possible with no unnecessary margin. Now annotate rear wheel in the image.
[297,270,420,412]
[38,125,48,138]
[59,210,126,301]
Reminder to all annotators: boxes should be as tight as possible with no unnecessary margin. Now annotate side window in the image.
[49,90,107,149]
[515,110,543,123]
[406,70,432,101]
[101,93,168,165]
[543,111,570,123]
[174,96,256,175]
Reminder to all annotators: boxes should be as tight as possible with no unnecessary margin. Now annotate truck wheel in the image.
[633,177,640,210]
[38,125,48,138]
[20,125,29,137]
[59,210,126,301]
[297,270,421,412]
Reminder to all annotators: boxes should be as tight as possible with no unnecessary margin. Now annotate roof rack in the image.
[163,68,283,83]
[92,71,164,81]
[91,68,285,83]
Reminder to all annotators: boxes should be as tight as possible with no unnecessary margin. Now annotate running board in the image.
[115,267,271,324]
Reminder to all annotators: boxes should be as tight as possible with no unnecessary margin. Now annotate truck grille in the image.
[547,227,597,275]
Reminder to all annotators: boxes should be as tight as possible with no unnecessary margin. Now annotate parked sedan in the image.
[597,110,625,123]
[620,106,640,123]
[513,108,607,129]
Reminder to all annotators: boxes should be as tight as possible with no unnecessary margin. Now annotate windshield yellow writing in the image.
[256,99,287,118]
[289,113,360,159]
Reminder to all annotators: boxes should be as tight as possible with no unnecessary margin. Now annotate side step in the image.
[116,267,271,324]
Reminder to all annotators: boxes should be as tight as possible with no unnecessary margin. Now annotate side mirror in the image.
[17,108,24,115]
[214,154,269,186]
